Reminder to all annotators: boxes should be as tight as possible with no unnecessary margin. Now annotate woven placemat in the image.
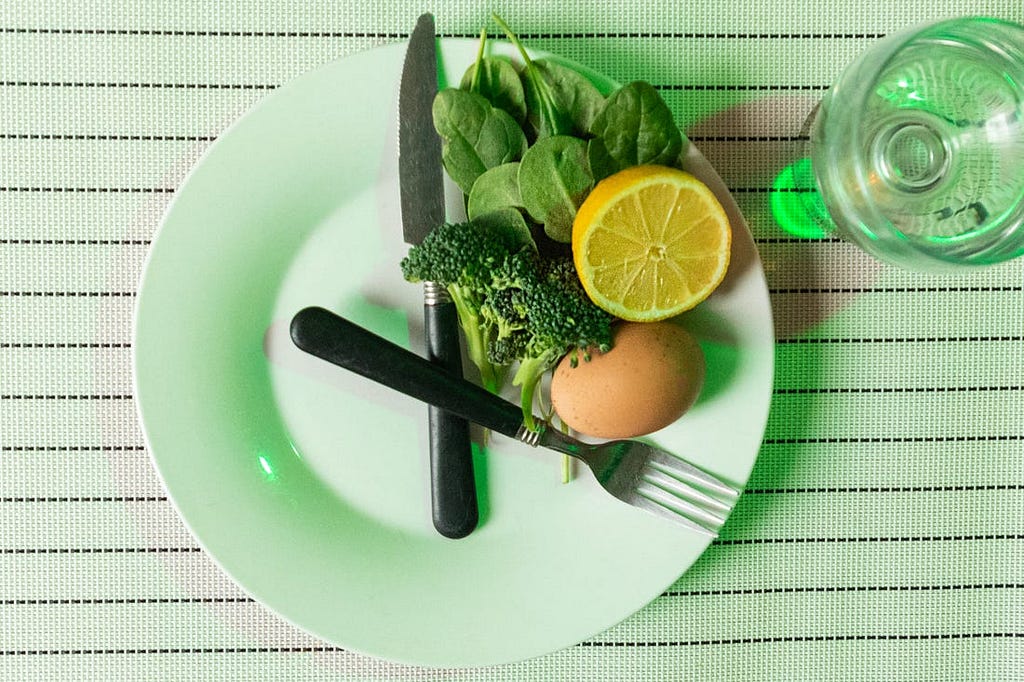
[1,1,1021,679]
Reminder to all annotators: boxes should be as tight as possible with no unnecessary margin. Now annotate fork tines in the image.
[634,452,741,537]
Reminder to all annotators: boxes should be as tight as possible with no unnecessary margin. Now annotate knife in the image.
[399,13,478,539]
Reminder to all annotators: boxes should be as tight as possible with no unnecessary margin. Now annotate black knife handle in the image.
[423,294,479,539]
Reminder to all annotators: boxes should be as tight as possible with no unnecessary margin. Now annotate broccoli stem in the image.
[556,419,572,483]
[511,355,554,432]
[464,316,501,394]
[448,284,502,394]
[513,356,572,482]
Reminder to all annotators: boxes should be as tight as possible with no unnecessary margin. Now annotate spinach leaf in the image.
[518,135,594,243]
[587,80,682,179]
[492,13,573,140]
[432,88,528,195]
[525,59,605,139]
[461,57,527,124]
[460,32,527,125]
[472,207,536,253]
[467,162,524,219]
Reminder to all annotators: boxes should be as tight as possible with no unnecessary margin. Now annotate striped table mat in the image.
[2,1,1022,679]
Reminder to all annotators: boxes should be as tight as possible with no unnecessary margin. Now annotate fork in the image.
[290,306,740,537]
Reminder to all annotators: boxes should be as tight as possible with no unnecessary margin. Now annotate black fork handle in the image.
[289,306,526,442]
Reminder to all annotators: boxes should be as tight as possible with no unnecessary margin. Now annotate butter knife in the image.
[399,13,478,538]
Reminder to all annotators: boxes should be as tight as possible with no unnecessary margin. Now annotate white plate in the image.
[133,38,774,667]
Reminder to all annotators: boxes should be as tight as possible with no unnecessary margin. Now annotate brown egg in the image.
[551,321,705,439]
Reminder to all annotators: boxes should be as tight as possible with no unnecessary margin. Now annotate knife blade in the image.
[399,13,478,539]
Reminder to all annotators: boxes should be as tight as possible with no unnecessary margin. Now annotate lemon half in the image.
[572,165,731,321]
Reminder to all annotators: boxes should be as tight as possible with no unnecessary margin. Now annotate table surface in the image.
[2,1,1022,680]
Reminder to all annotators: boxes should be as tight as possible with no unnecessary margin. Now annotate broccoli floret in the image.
[480,288,526,343]
[479,249,534,342]
[487,330,529,366]
[510,257,613,430]
[484,252,613,431]
[401,221,515,392]
[402,223,612,431]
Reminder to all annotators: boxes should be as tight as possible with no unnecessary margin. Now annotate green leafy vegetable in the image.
[467,162,525,220]
[492,13,574,140]
[525,59,605,138]
[472,208,535,254]
[518,135,594,243]
[586,80,683,179]
[461,31,528,124]
[432,88,528,195]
